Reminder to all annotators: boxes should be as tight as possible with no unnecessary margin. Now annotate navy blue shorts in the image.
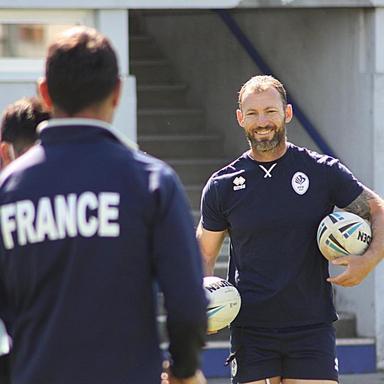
[229,323,338,383]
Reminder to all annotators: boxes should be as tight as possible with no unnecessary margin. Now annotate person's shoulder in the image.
[288,143,339,166]
[131,150,181,192]
[133,149,174,175]
[0,145,43,186]
[210,152,249,182]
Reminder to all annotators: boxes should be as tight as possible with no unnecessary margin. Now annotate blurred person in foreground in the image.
[0,27,207,384]
[0,96,50,384]
[197,75,384,384]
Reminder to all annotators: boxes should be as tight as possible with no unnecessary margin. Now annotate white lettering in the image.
[35,197,59,242]
[16,200,36,247]
[77,192,98,238]
[0,192,121,249]
[54,194,78,238]
[98,192,120,237]
[0,204,16,250]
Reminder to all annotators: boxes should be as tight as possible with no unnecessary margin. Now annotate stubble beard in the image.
[246,125,286,152]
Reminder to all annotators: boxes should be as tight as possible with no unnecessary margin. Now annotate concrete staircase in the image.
[129,12,227,214]
[129,11,376,378]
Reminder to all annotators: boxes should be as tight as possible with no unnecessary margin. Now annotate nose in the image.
[255,113,269,127]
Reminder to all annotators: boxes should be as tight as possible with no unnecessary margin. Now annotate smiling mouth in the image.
[254,128,274,136]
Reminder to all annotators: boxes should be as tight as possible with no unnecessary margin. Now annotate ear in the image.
[37,78,53,110]
[111,78,122,108]
[285,104,293,124]
[0,142,15,169]
[236,108,245,127]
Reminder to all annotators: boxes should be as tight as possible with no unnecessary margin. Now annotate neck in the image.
[249,141,288,162]
[52,104,114,124]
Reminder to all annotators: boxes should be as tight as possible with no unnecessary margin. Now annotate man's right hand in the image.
[169,370,207,384]
[168,370,206,384]
[161,362,206,384]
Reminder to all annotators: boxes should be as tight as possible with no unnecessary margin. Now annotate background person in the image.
[197,75,384,384]
[0,96,50,170]
[0,96,51,384]
[0,27,207,384]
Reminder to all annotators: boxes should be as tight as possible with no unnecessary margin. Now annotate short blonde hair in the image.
[238,75,287,109]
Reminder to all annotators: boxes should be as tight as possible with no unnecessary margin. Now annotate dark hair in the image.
[238,75,287,109]
[45,27,119,115]
[1,97,50,155]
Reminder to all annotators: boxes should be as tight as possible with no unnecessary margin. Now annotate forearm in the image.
[331,188,384,286]
[196,223,226,276]
[163,360,206,384]
[167,320,206,378]
[364,201,384,268]
[167,369,206,384]
[202,256,216,276]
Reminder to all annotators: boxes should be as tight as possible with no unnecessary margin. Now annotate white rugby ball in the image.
[203,276,241,333]
[317,211,372,261]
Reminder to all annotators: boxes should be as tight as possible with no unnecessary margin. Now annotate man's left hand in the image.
[327,254,376,287]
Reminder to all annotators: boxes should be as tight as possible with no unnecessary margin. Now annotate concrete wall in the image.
[372,9,384,368]
[143,8,377,337]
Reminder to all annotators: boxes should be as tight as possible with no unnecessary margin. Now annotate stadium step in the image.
[137,108,206,135]
[166,158,227,188]
[130,60,180,84]
[334,311,357,338]
[184,185,203,210]
[136,84,190,108]
[129,35,164,60]
[138,133,223,159]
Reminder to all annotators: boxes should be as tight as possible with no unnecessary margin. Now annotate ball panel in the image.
[204,276,241,333]
[317,211,372,261]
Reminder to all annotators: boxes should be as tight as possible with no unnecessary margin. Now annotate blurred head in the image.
[236,75,292,154]
[39,26,120,120]
[0,96,50,169]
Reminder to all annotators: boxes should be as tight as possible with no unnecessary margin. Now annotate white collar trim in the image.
[37,118,138,151]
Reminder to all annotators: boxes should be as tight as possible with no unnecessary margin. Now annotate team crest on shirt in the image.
[291,172,309,195]
[233,176,246,191]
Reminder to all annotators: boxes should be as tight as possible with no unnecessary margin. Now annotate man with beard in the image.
[197,75,384,384]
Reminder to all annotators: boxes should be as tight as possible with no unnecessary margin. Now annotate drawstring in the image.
[259,163,277,178]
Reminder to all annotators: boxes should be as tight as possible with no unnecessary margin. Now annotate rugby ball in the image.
[203,276,241,333]
[317,211,372,261]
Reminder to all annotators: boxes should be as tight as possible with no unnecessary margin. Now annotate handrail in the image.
[214,9,336,158]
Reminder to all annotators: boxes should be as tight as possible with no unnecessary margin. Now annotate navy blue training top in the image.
[201,143,363,328]
[0,119,207,384]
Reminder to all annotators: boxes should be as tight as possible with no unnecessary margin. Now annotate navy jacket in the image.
[0,119,207,384]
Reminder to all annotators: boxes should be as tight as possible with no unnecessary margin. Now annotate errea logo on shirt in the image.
[233,176,246,191]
